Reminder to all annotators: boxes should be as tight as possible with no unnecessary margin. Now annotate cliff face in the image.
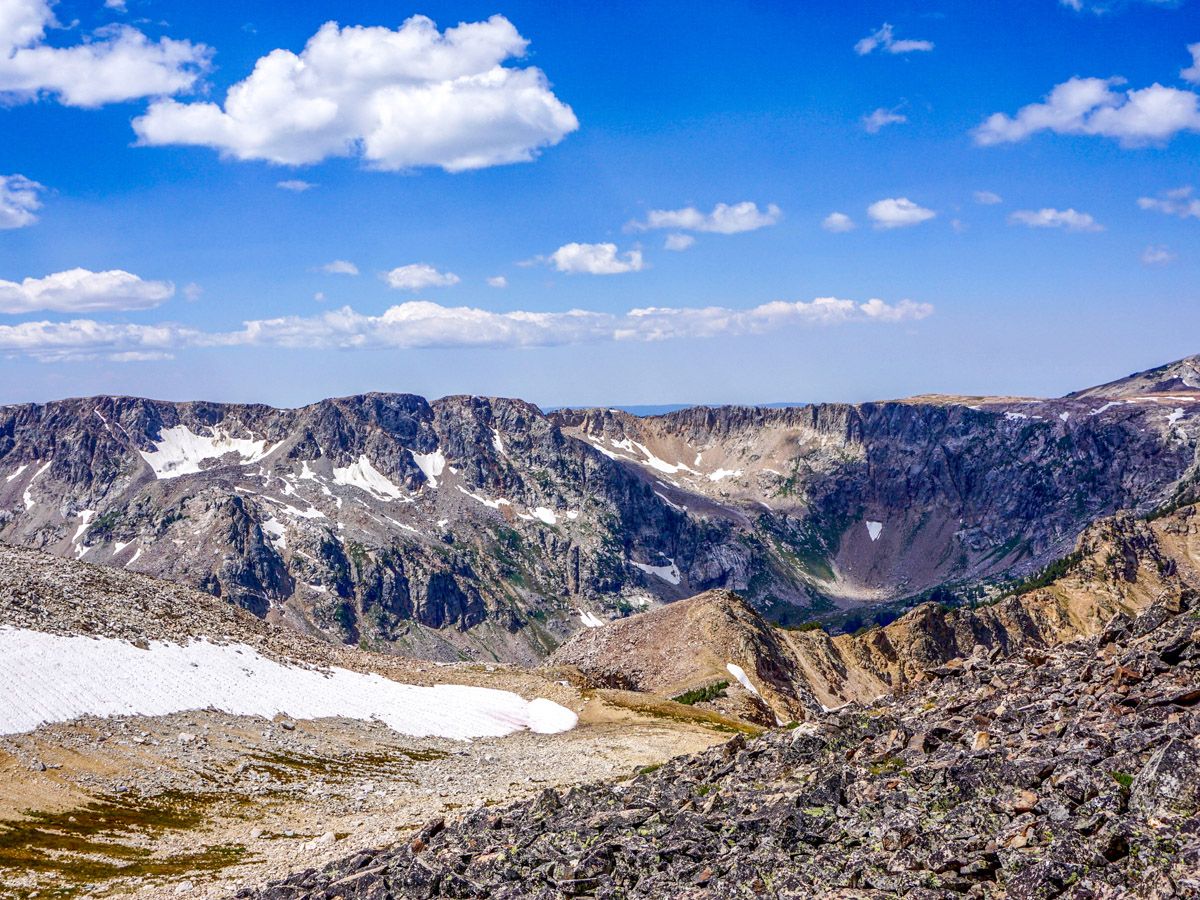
[0,356,1196,661]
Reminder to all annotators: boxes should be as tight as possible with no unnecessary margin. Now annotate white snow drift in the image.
[0,628,577,740]
[139,425,277,479]
[332,454,407,500]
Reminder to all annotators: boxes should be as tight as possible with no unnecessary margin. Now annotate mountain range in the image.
[1,354,1196,663]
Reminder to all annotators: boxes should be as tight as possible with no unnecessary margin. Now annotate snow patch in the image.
[631,558,681,585]
[491,429,506,457]
[0,628,578,740]
[708,468,743,482]
[23,461,50,509]
[411,449,446,488]
[866,520,883,542]
[577,610,604,628]
[455,485,510,510]
[260,517,286,549]
[5,464,28,483]
[1167,407,1185,426]
[1004,412,1029,422]
[530,507,557,526]
[332,456,405,501]
[140,426,277,480]
[1059,412,1071,423]
[726,662,761,698]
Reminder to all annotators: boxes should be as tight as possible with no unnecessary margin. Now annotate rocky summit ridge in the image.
[0,355,1197,663]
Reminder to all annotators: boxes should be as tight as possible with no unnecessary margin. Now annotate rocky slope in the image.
[0,356,1196,661]
[239,558,1200,899]
[553,504,1200,724]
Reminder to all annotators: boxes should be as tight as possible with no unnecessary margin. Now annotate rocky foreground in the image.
[242,590,1200,899]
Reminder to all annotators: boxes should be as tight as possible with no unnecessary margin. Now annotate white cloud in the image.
[663,233,695,251]
[1138,185,1200,218]
[822,212,856,233]
[314,291,326,302]
[0,0,210,107]
[277,179,316,192]
[867,198,935,229]
[0,297,934,361]
[0,268,174,314]
[182,282,202,302]
[1008,208,1104,231]
[132,15,578,173]
[319,260,360,276]
[383,263,460,290]
[549,243,644,275]
[1184,43,1200,84]
[104,0,127,11]
[855,23,933,56]
[1141,244,1176,265]
[863,106,907,133]
[0,174,43,229]
[973,75,1200,147]
[973,190,1003,205]
[631,201,781,234]
[1061,0,1184,12]
[486,275,508,288]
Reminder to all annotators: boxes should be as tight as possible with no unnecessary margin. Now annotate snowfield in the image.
[332,455,407,501]
[0,628,577,741]
[632,558,682,585]
[140,426,277,479]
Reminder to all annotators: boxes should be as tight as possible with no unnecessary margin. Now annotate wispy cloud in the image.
[973,190,1003,205]
[277,179,317,192]
[1008,208,1104,231]
[318,260,360,276]
[1138,186,1200,218]
[0,174,44,229]
[855,23,933,56]
[0,297,934,362]
[629,201,781,235]
[863,106,907,133]
[1141,245,1176,265]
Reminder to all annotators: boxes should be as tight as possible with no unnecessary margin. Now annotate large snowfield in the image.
[0,628,577,740]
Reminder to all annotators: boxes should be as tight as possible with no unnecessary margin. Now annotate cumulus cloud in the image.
[486,275,508,288]
[319,259,359,276]
[383,263,460,290]
[132,15,578,173]
[1185,43,1200,84]
[630,201,781,235]
[855,23,933,56]
[1008,208,1104,231]
[0,297,934,361]
[867,198,935,229]
[822,212,856,233]
[1141,244,1176,265]
[0,268,174,314]
[0,174,43,229]
[974,190,1003,205]
[1138,185,1200,218]
[548,243,645,275]
[277,179,316,192]
[663,233,695,251]
[973,74,1200,147]
[0,0,210,107]
[863,106,907,133]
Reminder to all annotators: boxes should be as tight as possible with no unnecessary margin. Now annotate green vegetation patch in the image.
[0,790,252,897]
[670,681,729,706]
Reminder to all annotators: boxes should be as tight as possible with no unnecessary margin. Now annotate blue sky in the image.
[0,0,1198,407]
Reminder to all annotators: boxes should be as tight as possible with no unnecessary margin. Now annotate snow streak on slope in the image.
[631,558,682,585]
[0,629,577,740]
[332,455,407,500]
[140,426,277,479]
[411,449,446,488]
